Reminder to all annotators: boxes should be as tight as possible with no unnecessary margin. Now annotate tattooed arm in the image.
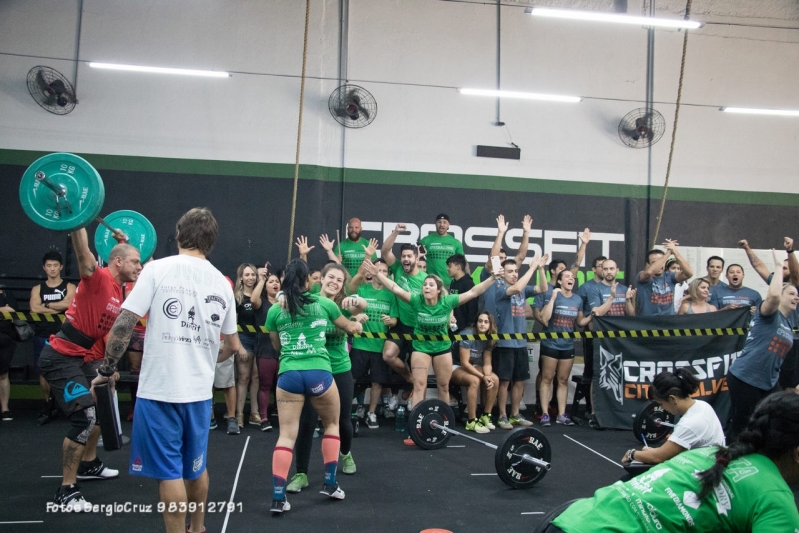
[91,310,140,395]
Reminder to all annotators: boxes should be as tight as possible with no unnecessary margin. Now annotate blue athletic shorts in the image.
[277,369,334,396]
[129,398,211,481]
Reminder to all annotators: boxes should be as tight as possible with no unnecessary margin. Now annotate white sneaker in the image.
[54,485,93,512]
[388,395,399,411]
[366,412,378,429]
[77,459,119,480]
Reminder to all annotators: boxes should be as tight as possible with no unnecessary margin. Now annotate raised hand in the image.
[393,223,406,234]
[295,235,314,255]
[522,215,533,232]
[580,228,591,245]
[663,239,680,252]
[784,237,794,251]
[626,288,636,300]
[496,214,508,233]
[319,234,335,252]
[738,239,750,249]
[363,237,379,258]
[361,258,377,276]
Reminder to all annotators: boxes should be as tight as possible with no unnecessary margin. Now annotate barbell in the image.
[407,399,551,490]
[19,152,157,262]
[632,401,676,444]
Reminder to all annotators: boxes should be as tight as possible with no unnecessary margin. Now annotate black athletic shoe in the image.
[319,483,345,500]
[260,420,273,432]
[2,411,12,421]
[77,458,119,480]
[53,484,92,512]
[36,412,51,426]
[270,498,291,514]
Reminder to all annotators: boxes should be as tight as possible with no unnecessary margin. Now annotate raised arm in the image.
[250,267,267,309]
[347,260,368,294]
[514,215,533,266]
[363,258,411,303]
[381,223,406,267]
[784,237,799,287]
[739,239,770,283]
[485,215,508,272]
[625,288,636,316]
[640,248,670,283]
[760,249,785,316]
[540,288,560,325]
[72,228,99,278]
[507,256,546,297]
[535,254,549,294]
[294,235,314,262]
[667,240,693,282]
[570,228,591,275]
[458,271,500,306]
[320,234,341,264]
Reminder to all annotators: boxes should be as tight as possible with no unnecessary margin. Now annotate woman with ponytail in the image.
[265,259,363,514]
[621,368,725,465]
[535,391,799,533]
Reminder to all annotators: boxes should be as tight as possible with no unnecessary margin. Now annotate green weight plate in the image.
[495,427,551,489]
[19,153,105,232]
[94,210,157,262]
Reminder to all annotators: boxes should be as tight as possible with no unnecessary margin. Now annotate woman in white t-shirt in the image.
[622,368,725,465]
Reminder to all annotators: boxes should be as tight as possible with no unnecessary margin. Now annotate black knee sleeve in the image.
[67,406,96,445]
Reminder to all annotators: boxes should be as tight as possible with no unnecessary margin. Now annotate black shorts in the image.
[38,344,95,416]
[540,345,575,361]
[413,348,452,358]
[350,348,390,384]
[385,321,415,358]
[494,347,530,382]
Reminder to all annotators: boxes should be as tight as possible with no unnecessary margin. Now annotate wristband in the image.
[276,291,284,298]
[98,365,116,377]
[787,249,794,254]
[629,450,636,462]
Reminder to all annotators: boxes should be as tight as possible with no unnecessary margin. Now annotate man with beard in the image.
[381,224,426,382]
[40,226,141,511]
[322,218,377,278]
[636,240,693,316]
[348,258,399,428]
[709,264,762,310]
[587,259,636,318]
[419,214,464,288]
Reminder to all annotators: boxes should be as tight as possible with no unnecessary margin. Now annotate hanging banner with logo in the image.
[592,308,750,430]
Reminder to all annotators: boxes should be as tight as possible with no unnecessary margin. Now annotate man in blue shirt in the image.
[710,263,763,310]
[635,240,692,316]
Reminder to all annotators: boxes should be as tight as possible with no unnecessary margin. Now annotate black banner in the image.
[592,308,750,430]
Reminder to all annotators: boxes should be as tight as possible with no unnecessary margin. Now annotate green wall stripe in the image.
[2,148,796,206]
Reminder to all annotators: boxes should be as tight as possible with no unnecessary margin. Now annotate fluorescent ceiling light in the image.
[458,88,581,103]
[527,7,704,29]
[88,62,230,78]
[720,107,799,117]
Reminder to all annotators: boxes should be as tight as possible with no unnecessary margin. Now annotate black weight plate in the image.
[495,427,551,489]
[633,401,675,444]
[407,399,453,450]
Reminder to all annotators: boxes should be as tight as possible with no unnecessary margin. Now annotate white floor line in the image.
[0,521,44,525]
[40,476,61,478]
[220,435,250,533]
[563,434,624,469]
[520,512,545,515]
[470,473,497,476]
[447,445,466,448]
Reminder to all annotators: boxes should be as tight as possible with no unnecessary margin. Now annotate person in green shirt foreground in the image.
[363,258,502,413]
[265,259,363,514]
[538,390,799,533]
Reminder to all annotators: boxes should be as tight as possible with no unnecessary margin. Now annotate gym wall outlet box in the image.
[476,145,521,160]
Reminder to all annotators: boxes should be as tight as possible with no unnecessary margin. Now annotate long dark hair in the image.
[696,391,799,499]
[282,259,313,318]
[647,367,700,402]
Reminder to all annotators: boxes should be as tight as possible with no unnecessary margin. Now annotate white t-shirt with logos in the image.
[668,399,726,450]
[122,254,236,403]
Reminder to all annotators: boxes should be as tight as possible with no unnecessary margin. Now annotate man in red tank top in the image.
[39,226,142,512]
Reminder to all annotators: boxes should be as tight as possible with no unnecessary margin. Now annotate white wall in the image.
[1,0,798,194]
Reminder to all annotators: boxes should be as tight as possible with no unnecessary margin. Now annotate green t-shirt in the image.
[310,282,321,295]
[264,293,342,374]
[322,298,351,375]
[389,261,427,326]
[352,283,399,353]
[334,238,378,278]
[552,448,799,533]
[410,292,460,354]
[419,233,464,287]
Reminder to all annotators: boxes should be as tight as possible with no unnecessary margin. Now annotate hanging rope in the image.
[287,0,312,263]
[652,0,693,247]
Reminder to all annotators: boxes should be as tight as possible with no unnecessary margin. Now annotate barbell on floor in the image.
[19,152,157,262]
[631,401,676,444]
[407,399,552,490]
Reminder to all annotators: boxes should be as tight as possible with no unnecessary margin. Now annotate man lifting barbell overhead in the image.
[19,152,150,512]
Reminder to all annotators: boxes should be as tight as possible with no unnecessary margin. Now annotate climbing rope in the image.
[652,0,693,246]
[288,0,311,262]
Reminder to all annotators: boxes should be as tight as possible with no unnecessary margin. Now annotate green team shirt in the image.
[334,238,378,278]
[410,292,459,354]
[552,448,799,533]
[352,283,399,353]
[265,294,342,374]
[389,261,426,326]
[310,282,321,295]
[322,298,351,374]
[419,233,464,287]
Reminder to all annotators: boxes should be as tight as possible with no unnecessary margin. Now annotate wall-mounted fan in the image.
[618,108,665,148]
[27,66,78,115]
[328,85,377,128]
